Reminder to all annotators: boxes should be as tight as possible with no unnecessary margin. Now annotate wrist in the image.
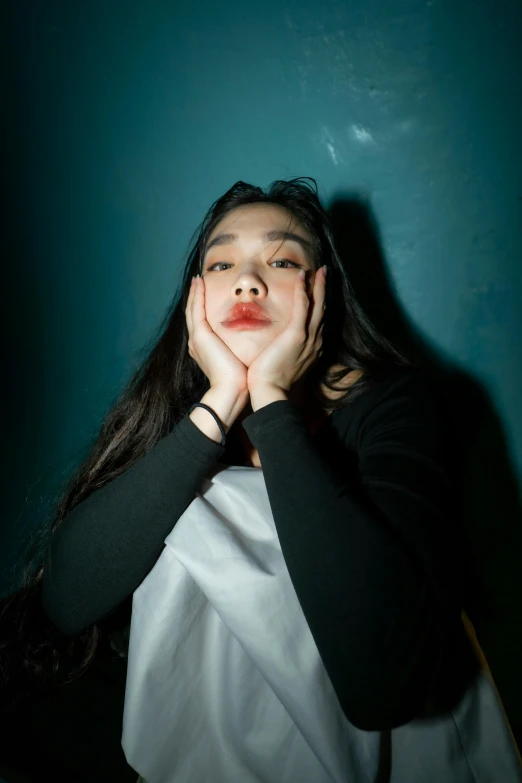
[248,383,288,412]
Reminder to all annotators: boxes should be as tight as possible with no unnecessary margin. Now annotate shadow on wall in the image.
[329,195,522,751]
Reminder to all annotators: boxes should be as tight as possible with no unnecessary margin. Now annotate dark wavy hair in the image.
[0,176,420,710]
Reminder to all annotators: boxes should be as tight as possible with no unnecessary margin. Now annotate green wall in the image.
[4,1,522,589]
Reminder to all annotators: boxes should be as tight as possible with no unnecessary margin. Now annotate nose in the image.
[232,269,268,297]
[234,283,260,295]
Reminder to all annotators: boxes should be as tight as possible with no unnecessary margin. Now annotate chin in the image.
[232,347,266,367]
[221,337,270,367]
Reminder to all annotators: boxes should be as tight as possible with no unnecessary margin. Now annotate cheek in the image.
[279,291,295,320]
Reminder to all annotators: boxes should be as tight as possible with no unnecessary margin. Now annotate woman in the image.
[1,178,519,781]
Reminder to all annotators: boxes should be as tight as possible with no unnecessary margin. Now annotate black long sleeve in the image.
[41,410,226,635]
[40,369,495,732]
[242,369,469,729]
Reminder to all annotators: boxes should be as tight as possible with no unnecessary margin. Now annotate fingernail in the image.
[323,265,327,277]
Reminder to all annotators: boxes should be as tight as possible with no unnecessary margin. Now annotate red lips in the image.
[224,302,271,324]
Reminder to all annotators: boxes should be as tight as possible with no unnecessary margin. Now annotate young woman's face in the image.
[201,203,318,367]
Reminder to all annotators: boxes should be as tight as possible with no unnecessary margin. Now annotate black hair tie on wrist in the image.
[189,402,226,446]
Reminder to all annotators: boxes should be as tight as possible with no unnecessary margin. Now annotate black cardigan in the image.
[41,368,481,731]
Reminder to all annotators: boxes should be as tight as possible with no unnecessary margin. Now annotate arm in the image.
[41,386,246,636]
[242,370,466,730]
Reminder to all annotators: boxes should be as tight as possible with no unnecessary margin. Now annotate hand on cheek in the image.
[246,266,327,392]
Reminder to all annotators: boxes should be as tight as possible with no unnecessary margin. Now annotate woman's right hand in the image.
[185,275,249,395]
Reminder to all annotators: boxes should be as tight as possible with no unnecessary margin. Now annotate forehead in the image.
[213,202,295,231]
[206,203,314,258]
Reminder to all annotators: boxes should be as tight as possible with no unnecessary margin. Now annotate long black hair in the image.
[0,176,420,710]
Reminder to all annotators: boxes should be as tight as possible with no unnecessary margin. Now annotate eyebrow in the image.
[204,229,313,256]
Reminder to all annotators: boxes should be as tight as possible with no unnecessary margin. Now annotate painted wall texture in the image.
[4,0,522,596]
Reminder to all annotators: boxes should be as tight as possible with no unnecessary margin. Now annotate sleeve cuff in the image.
[241,399,306,443]
[172,411,227,464]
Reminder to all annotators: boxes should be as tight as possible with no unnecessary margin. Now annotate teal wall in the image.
[4,1,522,588]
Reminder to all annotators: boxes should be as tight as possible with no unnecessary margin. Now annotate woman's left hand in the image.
[247,265,327,392]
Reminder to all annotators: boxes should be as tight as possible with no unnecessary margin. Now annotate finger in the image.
[191,276,201,324]
[187,275,203,336]
[309,266,327,335]
[193,276,210,331]
[291,269,311,332]
[295,268,322,335]
[186,276,196,335]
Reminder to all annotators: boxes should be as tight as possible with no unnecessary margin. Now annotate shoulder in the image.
[355,366,444,410]
[368,366,443,405]
[332,367,449,444]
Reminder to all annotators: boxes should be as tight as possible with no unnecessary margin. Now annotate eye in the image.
[206,260,300,272]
